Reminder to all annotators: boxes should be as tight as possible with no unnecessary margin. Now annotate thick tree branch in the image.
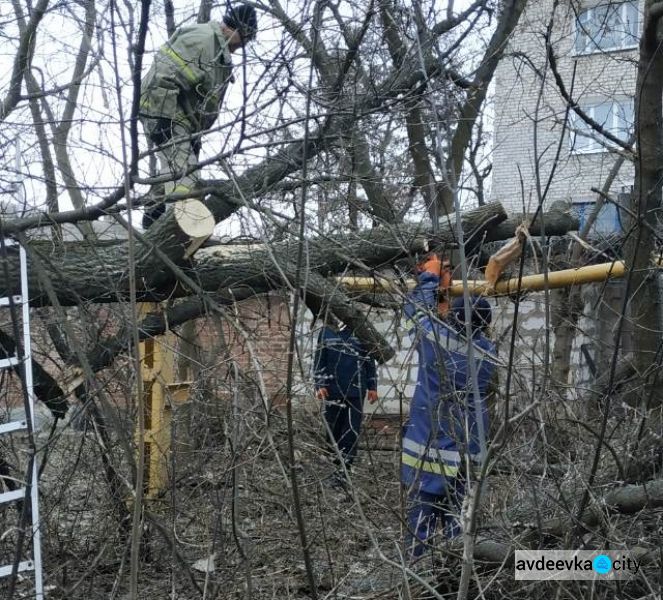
[379,0,437,212]
[0,329,67,417]
[0,0,50,122]
[269,0,395,223]
[470,478,663,564]
[486,204,579,241]
[439,0,528,214]
[0,203,543,308]
[624,0,663,393]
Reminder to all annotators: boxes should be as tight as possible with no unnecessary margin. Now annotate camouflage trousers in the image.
[141,116,202,227]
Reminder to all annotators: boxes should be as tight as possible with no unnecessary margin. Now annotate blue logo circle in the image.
[593,555,612,574]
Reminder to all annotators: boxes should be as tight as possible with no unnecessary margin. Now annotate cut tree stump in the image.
[173,198,215,259]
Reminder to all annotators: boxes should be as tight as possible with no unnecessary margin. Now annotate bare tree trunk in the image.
[550,286,583,386]
[437,0,528,215]
[177,320,201,381]
[627,1,663,406]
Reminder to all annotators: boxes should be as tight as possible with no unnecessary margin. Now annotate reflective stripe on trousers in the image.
[402,437,482,465]
[401,451,459,477]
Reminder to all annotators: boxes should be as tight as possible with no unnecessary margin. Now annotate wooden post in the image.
[138,303,192,500]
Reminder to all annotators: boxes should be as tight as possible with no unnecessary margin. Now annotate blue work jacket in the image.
[401,273,497,495]
[314,326,377,399]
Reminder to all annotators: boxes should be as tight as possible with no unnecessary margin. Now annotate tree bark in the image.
[626,1,663,405]
[379,0,437,212]
[1,202,508,306]
[550,286,583,386]
[485,204,579,242]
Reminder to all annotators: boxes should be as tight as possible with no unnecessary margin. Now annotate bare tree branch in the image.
[0,0,49,122]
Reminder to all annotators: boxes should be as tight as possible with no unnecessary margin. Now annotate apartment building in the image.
[492,0,640,235]
[488,1,643,387]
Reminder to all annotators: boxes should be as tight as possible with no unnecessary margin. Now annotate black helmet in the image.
[223,3,258,41]
[451,296,492,332]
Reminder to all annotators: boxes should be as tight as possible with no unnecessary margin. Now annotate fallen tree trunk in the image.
[0,202,507,305]
[472,478,663,564]
[485,204,579,241]
[192,202,507,294]
[59,204,507,396]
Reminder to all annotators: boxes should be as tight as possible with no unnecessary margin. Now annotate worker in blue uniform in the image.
[314,319,379,482]
[401,254,497,558]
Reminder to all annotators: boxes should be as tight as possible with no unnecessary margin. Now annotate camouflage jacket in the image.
[140,21,234,132]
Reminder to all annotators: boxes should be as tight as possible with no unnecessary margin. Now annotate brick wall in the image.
[1,284,630,425]
[186,293,296,409]
[185,295,413,414]
[188,292,567,417]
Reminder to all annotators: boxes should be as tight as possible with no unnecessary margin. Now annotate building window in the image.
[575,1,639,55]
[570,99,633,154]
[572,200,623,235]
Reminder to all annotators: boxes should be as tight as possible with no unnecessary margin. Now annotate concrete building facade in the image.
[488,0,641,391]
[492,0,640,228]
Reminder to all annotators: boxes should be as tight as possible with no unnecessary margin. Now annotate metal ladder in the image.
[0,237,44,599]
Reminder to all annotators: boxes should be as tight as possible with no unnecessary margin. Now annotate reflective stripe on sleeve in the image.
[161,45,199,84]
[401,452,459,476]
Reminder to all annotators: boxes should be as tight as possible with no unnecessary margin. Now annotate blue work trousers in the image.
[405,478,465,559]
[324,395,363,468]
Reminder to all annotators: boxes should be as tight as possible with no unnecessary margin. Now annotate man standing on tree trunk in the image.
[402,254,497,559]
[139,3,258,228]
[314,317,379,487]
